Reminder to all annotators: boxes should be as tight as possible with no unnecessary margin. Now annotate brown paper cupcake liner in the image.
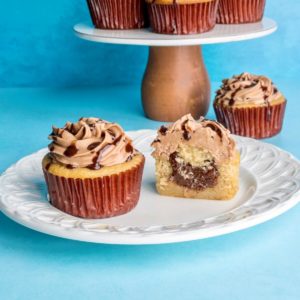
[214,101,286,139]
[87,0,146,29]
[217,0,266,24]
[147,1,219,35]
[43,157,145,219]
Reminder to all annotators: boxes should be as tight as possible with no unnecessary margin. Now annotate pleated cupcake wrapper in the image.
[43,158,145,219]
[214,101,286,139]
[86,0,146,29]
[147,1,219,35]
[217,0,266,24]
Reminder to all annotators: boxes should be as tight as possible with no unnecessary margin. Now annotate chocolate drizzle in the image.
[205,123,223,140]
[87,142,101,151]
[63,144,78,157]
[126,144,134,153]
[181,120,191,140]
[231,86,242,100]
[159,126,168,136]
[169,152,219,190]
[113,135,122,145]
[183,131,191,141]
[229,99,235,106]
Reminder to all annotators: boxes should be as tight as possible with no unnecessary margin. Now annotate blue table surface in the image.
[0,83,299,300]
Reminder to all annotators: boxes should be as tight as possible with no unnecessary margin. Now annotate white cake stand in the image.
[74,18,277,121]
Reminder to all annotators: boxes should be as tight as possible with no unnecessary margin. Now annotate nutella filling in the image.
[169,152,219,190]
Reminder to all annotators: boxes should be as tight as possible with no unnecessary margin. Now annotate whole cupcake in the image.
[217,0,266,24]
[146,0,219,35]
[214,73,286,139]
[42,117,145,219]
[86,0,146,29]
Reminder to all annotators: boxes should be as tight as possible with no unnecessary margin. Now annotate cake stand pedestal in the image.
[74,18,277,122]
[142,45,210,121]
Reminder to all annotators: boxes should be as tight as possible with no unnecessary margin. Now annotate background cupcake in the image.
[146,0,219,35]
[86,0,146,29]
[217,0,266,24]
[214,73,286,139]
[43,117,145,219]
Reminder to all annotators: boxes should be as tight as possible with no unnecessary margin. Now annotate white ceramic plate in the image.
[74,18,277,46]
[0,130,299,245]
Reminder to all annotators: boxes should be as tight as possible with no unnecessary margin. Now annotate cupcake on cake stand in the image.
[74,18,277,122]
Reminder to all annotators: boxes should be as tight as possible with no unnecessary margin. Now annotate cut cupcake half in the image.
[152,114,240,200]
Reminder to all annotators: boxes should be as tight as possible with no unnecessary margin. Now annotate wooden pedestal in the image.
[142,46,210,122]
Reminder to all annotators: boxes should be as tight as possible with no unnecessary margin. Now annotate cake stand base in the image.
[142,46,210,122]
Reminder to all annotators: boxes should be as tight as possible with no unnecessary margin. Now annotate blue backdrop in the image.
[0,0,299,88]
[1,3,300,300]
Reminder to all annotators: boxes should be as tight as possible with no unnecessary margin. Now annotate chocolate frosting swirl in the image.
[215,72,283,107]
[48,117,135,169]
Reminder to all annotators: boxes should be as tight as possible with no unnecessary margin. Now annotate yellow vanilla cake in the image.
[151,114,240,200]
